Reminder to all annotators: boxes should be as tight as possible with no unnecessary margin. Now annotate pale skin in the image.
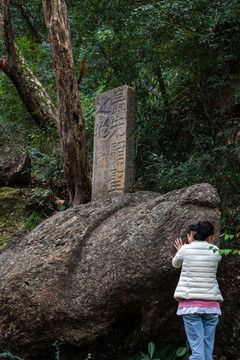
[174,232,214,251]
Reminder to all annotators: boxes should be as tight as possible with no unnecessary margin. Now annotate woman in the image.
[172,221,223,360]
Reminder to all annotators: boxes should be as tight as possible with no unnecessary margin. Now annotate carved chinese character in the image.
[92,85,136,200]
[109,168,124,192]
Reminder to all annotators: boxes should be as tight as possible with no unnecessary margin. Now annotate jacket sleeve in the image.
[172,247,184,268]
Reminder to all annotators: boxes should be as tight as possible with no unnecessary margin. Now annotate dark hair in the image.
[188,221,214,241]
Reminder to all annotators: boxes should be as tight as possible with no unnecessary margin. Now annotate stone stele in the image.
[92,85,136,200]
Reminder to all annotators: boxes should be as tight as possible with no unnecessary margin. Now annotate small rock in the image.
[0,144,31,186]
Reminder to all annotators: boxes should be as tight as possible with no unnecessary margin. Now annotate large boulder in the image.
[0,184,221,359]
[0,144,31,186]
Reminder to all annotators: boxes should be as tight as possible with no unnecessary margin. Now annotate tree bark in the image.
[0,0,58,126]
[42,0,91,205]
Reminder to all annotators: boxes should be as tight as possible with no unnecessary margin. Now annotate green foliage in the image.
[80,92,95,160]
[70,0,240,231]
[0,100,64,183]
[0,342,190,360]
[175,345,189,359]
[210,233,240,256]
[1,0,240,233]
[210,246,240,256]
[0,188,26,249]
[28,146,63,185]
[140,342,160,360]
[22,185,68,230]
[124,341,190,360]
[0,77,31,130]
[23,209,48,231]
[220,232,240,247]
[0,106,64,232]
[0,351,24,360]
[52,338,64,360]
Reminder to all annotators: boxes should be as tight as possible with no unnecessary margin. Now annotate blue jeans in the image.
[182,314,219,360]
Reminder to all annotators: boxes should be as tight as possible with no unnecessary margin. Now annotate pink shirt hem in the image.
[178,300,220,308]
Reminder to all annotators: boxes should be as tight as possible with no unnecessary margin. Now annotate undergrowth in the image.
[0,341,190,360]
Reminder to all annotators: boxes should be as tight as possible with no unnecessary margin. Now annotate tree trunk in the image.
[42,0,91,205]
[0,0,58,126]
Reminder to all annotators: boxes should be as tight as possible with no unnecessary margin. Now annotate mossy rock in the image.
[0,187,26,249]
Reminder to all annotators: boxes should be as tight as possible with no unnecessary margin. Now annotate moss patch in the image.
[0,187,26,249]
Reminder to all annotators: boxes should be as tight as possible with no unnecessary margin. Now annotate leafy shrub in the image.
[137,139,240,233]
[0,351,24,360]
[140,342,160,360]
[124,341,190,360]
[22,187,67,230]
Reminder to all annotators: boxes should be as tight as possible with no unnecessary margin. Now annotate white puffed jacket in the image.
[172,240,223,302]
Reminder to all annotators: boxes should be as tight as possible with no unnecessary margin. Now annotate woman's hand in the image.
[174,238,184,251]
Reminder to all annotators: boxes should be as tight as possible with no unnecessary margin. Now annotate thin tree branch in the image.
[10,1,40,40]
[98,44,125,84]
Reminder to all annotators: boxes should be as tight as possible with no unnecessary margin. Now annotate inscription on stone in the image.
[92,85,136,200]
